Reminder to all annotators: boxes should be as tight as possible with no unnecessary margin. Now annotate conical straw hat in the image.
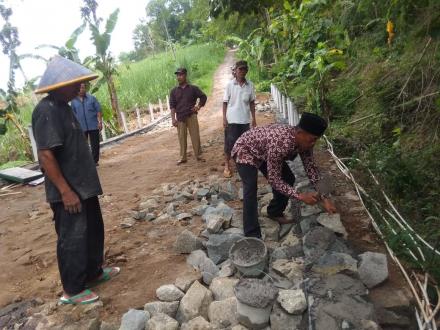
[35,55,98,94]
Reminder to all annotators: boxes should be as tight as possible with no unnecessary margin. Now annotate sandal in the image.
[223,168,232,178]
[269,215,295,225]
[176,159,187,165]
[86,267,120,288]
[59,289,99,305]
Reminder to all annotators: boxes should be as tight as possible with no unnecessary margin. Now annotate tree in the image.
[80,0,123,127]
[0,1,27,144]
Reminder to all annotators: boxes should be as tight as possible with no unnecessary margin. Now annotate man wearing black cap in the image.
[169,68,207,164]
[231,113,337,238]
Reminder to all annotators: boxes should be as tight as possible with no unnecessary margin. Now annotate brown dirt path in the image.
[0,49,410,324]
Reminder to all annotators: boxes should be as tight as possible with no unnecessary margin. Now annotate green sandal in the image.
[86,267,120,288]
[59,289,99,305]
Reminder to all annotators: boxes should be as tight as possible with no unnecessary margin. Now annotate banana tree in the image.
[81,0,122,128]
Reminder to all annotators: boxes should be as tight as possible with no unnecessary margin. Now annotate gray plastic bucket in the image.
[229,237,267,277]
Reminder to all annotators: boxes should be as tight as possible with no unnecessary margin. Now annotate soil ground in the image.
[0,50,411,323]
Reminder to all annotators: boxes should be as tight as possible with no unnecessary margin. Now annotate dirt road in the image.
[0,50,410,323]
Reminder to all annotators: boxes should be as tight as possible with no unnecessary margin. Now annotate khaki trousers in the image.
[177,113,201,161]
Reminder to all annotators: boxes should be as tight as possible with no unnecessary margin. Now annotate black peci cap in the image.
[298,112,328,137]
[174,68,187,75]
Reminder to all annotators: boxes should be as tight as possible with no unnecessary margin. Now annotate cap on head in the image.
[174,67,187,75]
[298,112,328,137]
[35,55,98,94]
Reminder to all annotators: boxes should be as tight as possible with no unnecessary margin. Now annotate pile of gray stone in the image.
[115,157,414,329]
[0,161,413,329]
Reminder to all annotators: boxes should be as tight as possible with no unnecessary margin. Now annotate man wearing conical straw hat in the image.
[32,56,120,305]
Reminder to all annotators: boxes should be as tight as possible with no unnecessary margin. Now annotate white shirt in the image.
[223,78,256,124]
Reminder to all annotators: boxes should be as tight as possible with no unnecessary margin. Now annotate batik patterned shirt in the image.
[231,124,320,199]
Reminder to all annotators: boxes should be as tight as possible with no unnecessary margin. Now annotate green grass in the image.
[95,43,226,120]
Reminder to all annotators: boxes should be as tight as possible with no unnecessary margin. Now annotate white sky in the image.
[0,0,149,90]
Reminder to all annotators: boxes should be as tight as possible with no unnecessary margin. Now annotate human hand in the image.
[172,118,178,127]
[192,105,200,113]
[223,117,228,129]
[298,192,319,205]
[321,198,337,214]
[62,189,82,214]
[98,121,103,131]
[251,118,257,128]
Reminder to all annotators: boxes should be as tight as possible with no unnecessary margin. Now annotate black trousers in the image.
[236,161,296,238]
[85,130,100,163]
[51,196,104,295]
[224,124,250,156]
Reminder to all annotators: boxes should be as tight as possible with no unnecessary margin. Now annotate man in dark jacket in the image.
[169,68,207,164]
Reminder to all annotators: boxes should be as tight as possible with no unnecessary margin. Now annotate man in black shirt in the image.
[169,68,207,165]
[32,56,119,305]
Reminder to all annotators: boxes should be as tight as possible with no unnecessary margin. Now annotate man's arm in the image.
[169,90,178,127]
[94,97,103,130]
[222,102,228,128]
[250,100,256,128]
[38,149,81,213]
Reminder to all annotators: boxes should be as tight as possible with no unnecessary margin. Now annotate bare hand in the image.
[251,118,257,128]
[321,198,337,214]
[98,121,103,131]
[223,118,228,129]
[299,192,319,205]
[192,105,200,113]
[172,118,178,127]
[62,189,82,214]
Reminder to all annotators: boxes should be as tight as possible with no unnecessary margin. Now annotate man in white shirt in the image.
[222,60,257,178]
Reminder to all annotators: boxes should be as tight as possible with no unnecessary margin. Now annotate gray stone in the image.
[166,203,177,217]
[119,309,149,330]
[192,205,209,216]
[209,277,239,300]
[309,274,367,298]
[259,193,273,206]
[140,198,159,212]
[377,307,411,327]
[224,227,244,235]
[312,252,358,275]
[176,213,192,221]
[197,188,210,200]
[205,214,224,234]
[328,238,351,255]
[206,233,242,264]
[260,217,280,241]
[154,214,170,224]
[358,252,388,288]
[218,259,236,277]
[208,297,238,328]
[180,316,213,330]
[319,295,376,327]
[271,259,303,283]
[131,210,147,221]
[200,258,219,285]
[238,188,243,200]
[303,227,336,261]
[277,289,307,315]
[231,325,248,330]
[172,193,186,202]
[231,210,243,228]
[120,218,136,229]
[175,271,202,292]
[299,216,318,233]
[144,301,179,318]
[360,320,380,330]
[187,250,207,270]
[218,181,238,201]
[265,270,294,290]
[301,204,322,217]
[174,230,204,254]
[156,285,184,302]
[280,231,301,248]
[202,203,234,224]
[100,321,119,330]
[146,313,178,330]
[316,213,347,238]
[145,213,156,221]
[176,281,213,324]
[270,302,302,330]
